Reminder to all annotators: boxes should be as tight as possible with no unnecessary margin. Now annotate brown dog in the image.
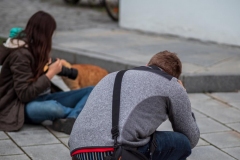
[60,60,108,90]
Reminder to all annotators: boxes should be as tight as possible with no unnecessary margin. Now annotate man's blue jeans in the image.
[137,131,192,160]
[25,87,93,123]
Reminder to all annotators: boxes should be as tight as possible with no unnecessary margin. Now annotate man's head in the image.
[148,50,182,78]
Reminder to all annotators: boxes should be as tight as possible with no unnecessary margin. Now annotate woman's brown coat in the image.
[0,45,51,131]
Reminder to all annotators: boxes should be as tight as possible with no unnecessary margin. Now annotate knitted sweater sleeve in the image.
[167,81,200,148]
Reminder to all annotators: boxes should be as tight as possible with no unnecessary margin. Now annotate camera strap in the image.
[111,70,127,148]
[110,69,156,160]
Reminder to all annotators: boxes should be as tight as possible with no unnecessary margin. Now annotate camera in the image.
[51,58,78,80]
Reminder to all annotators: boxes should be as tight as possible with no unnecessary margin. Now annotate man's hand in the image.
[178,80,186,91]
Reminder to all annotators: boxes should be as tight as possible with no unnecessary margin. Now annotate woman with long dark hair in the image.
[0,11,93,134]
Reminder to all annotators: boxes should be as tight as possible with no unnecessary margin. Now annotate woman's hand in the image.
[45,58,62,80]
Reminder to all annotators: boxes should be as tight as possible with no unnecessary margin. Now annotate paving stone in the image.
[198,56,240,75]
[59,137,69,147]
[211,92,240,110]
[197,117,231,134]
[157,119,173,131]
[0,131,8,140]
[189,94,218,110]
[227,123,240,133]
[46,126,69,138]
[228,101,240,110]
[7,129,60,147]
[189,98,240,124]
[58,41,97,49]
[208,105,240,124]
[211,92,240,102]
[182,63,205,74]
[188,146,235,160]
[223,147,240,159]
[188,94,212,109]
[22,144,71,160]
[196,138,210,147]
[192,109,207,118]
[0,140,23,156]
[0,154,31,160]
[201,131,240,149]
[84,36,136,48]
[188,93,212,104]
[106,48,150,63]
[171,42,239,67]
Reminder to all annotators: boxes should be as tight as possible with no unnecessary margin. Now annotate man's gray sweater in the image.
[69,66,200,153]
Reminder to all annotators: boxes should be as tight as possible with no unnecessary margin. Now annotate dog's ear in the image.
[60,59,72,68]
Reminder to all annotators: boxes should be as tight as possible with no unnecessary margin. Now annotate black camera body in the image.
[50,59,78,80]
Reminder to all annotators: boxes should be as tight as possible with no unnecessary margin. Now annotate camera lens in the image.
[58,66,78,80]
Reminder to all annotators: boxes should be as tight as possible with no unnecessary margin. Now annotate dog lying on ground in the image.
[60,60,108,90]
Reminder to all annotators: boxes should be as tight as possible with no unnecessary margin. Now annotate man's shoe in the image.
[51,118,76,135]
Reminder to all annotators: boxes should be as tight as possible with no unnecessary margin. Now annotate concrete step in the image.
[51,45,240,93]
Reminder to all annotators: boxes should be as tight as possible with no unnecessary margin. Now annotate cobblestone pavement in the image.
[1,79,240,160]
[0,0,117,36]
[0,0,240,160]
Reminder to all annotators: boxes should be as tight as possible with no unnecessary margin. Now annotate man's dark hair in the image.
[148,50,182,78]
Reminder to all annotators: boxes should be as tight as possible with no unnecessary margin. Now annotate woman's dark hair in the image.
[17,11,56,81]
[148,50,182,78]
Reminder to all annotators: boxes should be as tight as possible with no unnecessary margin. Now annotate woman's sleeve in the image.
[9,49,51,103]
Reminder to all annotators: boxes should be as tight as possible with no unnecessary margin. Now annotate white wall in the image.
[120,0,240,46]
